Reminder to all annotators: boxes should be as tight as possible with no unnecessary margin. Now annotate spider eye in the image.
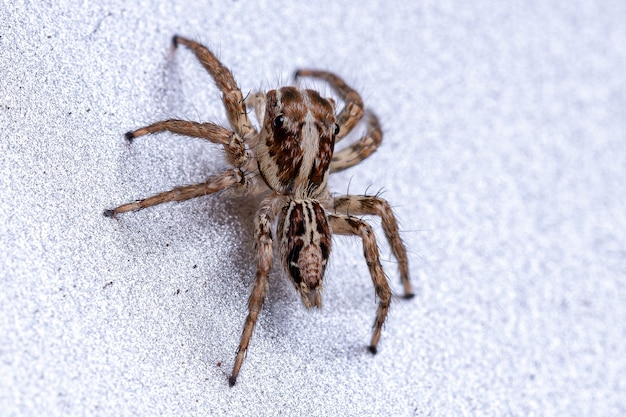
[333,123,340,136]
[273,115,284,129]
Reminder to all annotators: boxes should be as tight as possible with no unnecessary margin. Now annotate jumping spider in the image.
[104,35,414,386]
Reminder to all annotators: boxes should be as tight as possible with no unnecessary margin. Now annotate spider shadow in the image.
[164,191,302,312]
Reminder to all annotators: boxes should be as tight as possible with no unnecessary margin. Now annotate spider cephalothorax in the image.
[105,35,414,387]
[257,87,337,198]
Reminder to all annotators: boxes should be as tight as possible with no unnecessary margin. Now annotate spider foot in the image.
[124,131,135,143]
[403,293,415,300]
[103,209,116,218]
[368,345,378,355]
[172,35,180,48]
[228,375,237,387]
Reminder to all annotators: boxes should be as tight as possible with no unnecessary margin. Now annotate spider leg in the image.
[103,168,246,217]
[294,69,383,173]
[328,214,392,354]
[331,195,413,298]
[229,199,277,386]
[126,120,246,167]
[329,110,382,173]
[294,69,364,142]
[173,35,256,140]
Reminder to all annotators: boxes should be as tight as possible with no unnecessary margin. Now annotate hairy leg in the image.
[229,198,278,386]
[328,214,392,353]
[294,69,383,172]
[126,119,247,167]
[328,111,382,173]
[331,195,413,297]
[103,169,246,217]
[294,69,363,142]
[173,35,256,140]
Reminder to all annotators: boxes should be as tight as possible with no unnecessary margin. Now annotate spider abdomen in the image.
[277,199,331,308]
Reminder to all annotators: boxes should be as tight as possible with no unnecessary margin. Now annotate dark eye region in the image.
[333,123,340,136]
[273,115,285,129]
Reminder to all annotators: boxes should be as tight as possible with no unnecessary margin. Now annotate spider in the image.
[104,35,414,386]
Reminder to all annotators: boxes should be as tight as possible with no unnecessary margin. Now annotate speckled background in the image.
[1,1,625,415]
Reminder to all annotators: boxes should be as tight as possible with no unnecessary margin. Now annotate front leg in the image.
[173,35,255,140]
[294,69,383,173]
[294,69,364,141]
[328,214,392,354]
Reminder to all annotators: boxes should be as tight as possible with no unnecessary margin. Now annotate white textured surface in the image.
[2,1,626,416]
